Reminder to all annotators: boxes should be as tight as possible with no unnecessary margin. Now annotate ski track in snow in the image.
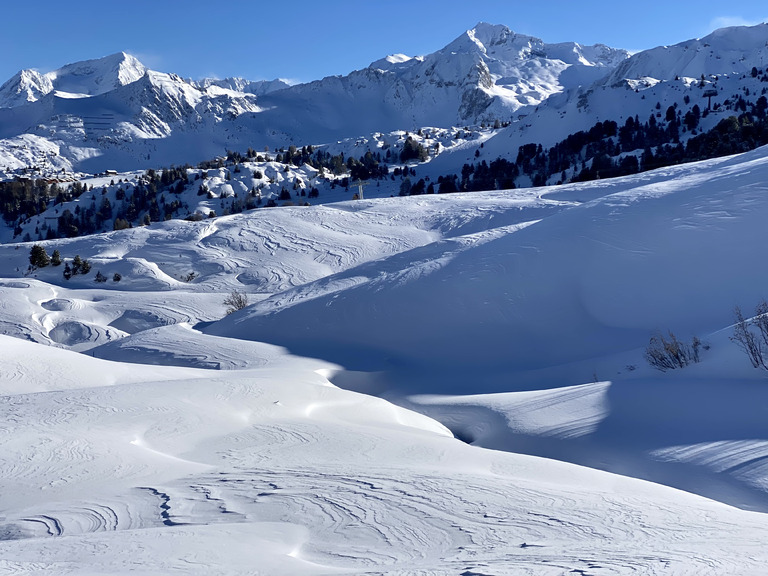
[1,367,767,575]
[2,149,768,572]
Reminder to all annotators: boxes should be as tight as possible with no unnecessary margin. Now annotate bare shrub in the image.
[644,331,702,372]
[754,300,768,350]
[224,290,248,315]
[731,303,768,370]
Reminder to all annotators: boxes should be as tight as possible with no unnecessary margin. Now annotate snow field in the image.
[2,338,768,574]
[2,147,768,572]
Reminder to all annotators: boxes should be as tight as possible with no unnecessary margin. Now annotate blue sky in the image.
[1,1,767,84]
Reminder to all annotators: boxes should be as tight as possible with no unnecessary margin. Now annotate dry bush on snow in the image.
[224,290,249,315]
[644,331,703,372]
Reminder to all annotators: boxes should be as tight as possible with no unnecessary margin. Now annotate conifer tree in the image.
[72,255,83,275]
[29,245,50,268]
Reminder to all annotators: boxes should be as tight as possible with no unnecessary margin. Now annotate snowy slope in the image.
[3,335,767,574]
[208,148,768,371]
[603,23,768,84]
[2,142,768,573]
[202,145,768,510]
[3,26,768,574]
[1,144,767,509]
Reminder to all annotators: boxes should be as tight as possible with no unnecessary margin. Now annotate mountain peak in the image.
[50,52,147,95]
[442,22,529,56]
[0,52,147,108]
[605,22,768,84]
[0,68,53,107]
[467,22,516,46]
[369,53,420,71]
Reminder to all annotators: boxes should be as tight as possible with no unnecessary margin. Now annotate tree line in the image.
[432,94,768,194]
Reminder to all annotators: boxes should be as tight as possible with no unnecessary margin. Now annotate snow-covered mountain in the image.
[0,23,630,174]
[433,22,768,184]
[0,61,263,174]
[2,22,768,244]
[256,22,627,135]
[603,23,768,85]
[192,76,290,96]
[0,52,147,108]
[1,22,767,178]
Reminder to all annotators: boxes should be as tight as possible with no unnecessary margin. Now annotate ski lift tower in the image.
[703,88,718,111]
[353,179,369,200]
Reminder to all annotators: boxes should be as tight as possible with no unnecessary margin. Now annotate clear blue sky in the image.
[1,1,766,84]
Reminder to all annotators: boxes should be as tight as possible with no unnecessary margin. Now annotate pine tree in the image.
[29,244,51,268]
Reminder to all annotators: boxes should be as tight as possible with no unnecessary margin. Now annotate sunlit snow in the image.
[1,145,768,573]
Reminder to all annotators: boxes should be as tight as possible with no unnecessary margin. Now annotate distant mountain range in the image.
[0,22,631,173]
[0,22,766,193]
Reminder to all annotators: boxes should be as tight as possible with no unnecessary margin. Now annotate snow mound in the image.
[208,148,768,373]
[2,335,768,574]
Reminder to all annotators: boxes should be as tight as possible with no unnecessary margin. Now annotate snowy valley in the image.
[1,21,768,575]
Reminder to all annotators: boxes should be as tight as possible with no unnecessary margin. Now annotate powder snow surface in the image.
[2,147,768,573]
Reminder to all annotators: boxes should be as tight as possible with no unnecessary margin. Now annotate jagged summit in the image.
[367,23,628,76]
[441,22,541,60]
[0,51,147,108]
[441,22,628,67]
[0,69,53,108]
[455,22,519,52]
[50,51,148,94]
